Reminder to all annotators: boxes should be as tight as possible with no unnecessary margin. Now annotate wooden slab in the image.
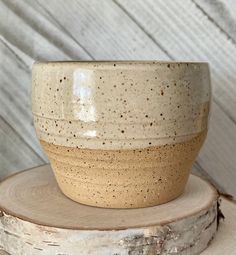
[0,164,219,254]
[0,164,217,230]
[0,195,235,255]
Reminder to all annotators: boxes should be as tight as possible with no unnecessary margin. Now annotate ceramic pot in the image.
[32,61,211,208]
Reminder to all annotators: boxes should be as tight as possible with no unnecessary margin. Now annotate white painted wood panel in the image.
[0,117,43,180]
[0,0,236,196]
[0,38,45,157]
[195,0,236,42]
[30,0,169,60]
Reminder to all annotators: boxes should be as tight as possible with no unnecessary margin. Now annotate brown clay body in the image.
[32,61,211,208]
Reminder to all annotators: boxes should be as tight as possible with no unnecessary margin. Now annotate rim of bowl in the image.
[33,60,209,67]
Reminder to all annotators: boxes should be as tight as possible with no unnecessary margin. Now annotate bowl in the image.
[32,61,211,208]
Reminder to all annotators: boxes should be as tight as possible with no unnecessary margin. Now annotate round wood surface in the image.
[0,164,217,230]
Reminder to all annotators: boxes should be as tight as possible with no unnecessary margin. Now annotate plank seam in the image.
[0,0,90,60]
[34,0,94,60]
[192,0,236,48]
[0,38,29,71]
[113,0,174,60]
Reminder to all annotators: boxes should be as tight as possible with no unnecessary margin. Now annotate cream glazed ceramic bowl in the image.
[32,61,211,208]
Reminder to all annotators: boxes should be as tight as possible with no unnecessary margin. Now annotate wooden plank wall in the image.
[0,0,236,196]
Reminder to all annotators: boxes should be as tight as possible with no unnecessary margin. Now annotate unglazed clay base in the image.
[40,131,206,208]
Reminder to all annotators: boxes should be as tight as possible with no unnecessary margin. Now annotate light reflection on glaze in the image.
[83,130,97,138]
[73,69,97,123]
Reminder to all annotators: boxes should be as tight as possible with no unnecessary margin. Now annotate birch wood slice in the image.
[0,164,219,255]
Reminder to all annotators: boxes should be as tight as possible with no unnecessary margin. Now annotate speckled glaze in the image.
[32,61,211,208]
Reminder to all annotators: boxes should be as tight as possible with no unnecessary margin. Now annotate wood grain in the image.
[0,38,44,157]
[0,165,218,254]
[0,0,82,61]
[194,0,236,43]
[0,117,43,180]
[0,164,218,230]
[30,0,169,60]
